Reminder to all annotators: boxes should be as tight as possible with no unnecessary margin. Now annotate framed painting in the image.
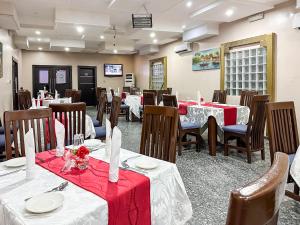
[192,48,220,71]
[0,42,2,78]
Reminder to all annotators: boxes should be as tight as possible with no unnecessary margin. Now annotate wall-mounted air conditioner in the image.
[292,13,300,29]
[174,42,192,54]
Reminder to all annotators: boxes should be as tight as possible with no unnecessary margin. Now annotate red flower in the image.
[76,146,90,159]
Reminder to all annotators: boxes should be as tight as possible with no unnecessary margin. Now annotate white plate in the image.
[84,139,103,148]
[135,159,159,170]
[26,192,64,214]
[4,157,26,168]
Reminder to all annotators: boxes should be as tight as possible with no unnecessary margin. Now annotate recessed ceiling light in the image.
[186,1,192,8]
[35,30,41,35]
[153,39,158,44]
[37,38,41,42]
[182,25,186,29]
[100,35,105,39]
[113,49,118,54]
[225,9,234,17]
[38,47,43,51]
[65,47,70,52]
[76,26,84,33]
[150,32,156,38]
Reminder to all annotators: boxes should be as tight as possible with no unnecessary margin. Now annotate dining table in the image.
[181,102,250,156]
[290,146,300,188]
[0,147,193,225]
[124,95,143,120]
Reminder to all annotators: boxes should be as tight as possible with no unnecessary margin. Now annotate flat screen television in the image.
[104,64,123,77]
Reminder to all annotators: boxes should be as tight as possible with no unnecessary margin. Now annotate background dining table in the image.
[0,148,192,225]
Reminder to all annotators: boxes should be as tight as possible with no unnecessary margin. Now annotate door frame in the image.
[12,57,19,110]
[77,65,97,89]
[32,65,72,96]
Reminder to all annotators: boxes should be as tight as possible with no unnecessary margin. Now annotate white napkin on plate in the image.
[105,119,111,160]
[109,126,121,183]
[37,96,41,108]
[55,90,58,99]
[31,98,36,109]
[55,119,65,157]
[25,128,36,180]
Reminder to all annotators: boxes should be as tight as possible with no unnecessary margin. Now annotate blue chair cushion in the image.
[181,121,200,130]
[95,126,106,139]
[288,154,295,167]
[92,118,101,127]
[0,127,4,134]
[0,134,5,148]
[121,104,129,109]
[223,124,247,134]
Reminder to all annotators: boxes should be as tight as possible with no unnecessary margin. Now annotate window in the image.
[224,45,267,95]
[149,57,167,90]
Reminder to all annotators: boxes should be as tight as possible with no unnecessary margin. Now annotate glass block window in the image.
[151,62,164,90]
[224,45,267,96]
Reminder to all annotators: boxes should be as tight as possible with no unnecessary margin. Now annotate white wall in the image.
[133,1,300,110]
[0,29,22,121]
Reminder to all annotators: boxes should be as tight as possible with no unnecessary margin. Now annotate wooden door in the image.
[78,66,96,106]
[12,58,19,110]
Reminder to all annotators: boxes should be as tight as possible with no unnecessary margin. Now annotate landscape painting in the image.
[192,48,220,71]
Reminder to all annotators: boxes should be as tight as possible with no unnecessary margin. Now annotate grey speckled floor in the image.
[88,107,300,225]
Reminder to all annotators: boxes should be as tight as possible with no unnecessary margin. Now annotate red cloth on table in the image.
[45,113,68,144]
[35,99,43,106]
[121,92,127,99]
[36,151,151,225]
[140,96,144,105]
[177,101,198,115]
[201,103,237,126]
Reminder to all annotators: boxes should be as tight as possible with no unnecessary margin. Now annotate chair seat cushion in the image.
[92,118,100,127]
[121,104,129,109]
[181,121,200,130]
[0,127,4,134]
[95,126,106,138]
[288,154,295,167]
[223,124,247,134]
[0,134,5,148]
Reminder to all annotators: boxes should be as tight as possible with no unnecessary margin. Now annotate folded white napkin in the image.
[37,96,41,108]
[25,128,36,180]
[197,90,201,105]
[40,91,45,99]
[55,90,58,99]
[109,126,121,183]
[105,119,112,160]
[31,98,36,109]
[55,119,65,157]
[175,91,179,100]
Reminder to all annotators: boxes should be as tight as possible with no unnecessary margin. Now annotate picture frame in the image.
[104,64,123,77]
[192,48,220,71]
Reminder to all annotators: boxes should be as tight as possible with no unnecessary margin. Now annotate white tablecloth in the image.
[290,146,300,187]
[42,98,72,107]
[124,95,142,120]
[0,149,192,225]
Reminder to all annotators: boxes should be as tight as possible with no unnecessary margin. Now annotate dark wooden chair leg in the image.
[247,146,252,164]
[294,183,300,195]
[261,149,265,160]
[178,133,182,156]
[208,116,217,156]
[224,137,229,156]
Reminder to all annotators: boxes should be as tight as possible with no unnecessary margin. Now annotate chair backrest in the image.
[247,95,269,150]
[240,90,258,108]
[226,152,288,225]
[96,87,107,99]
[110,89,115,97]
[123,87,130,93]
[157,90,169,105]
[143,89,157,96]
[130,87,140,95]
[4,108,55,159]
[140,106,178,163]
[97,92,107,126]
[162,94,178,107]
[18,89,32,110]
[212,90,227,104]
[49,102,86,145]
[167,88,172,95]
[266,101,299,164]
[143,92,156,108]
[109,96,121,129]
[65,89,75,98]
[72,90,81,103]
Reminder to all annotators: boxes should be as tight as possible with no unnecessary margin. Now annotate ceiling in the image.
[0,0,289,54]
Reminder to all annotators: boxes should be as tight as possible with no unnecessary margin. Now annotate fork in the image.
[24,181,68,201]
[121,161,148,174]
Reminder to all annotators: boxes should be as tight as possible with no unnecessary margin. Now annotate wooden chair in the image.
[93,92,107,127]
[224,95,269,163]
[72,90,81,103]
[226,152,289,225]
[123,87,130,93]
[266,101,300,201]
[95,96,121,140]
[130,87,140,95]
[240,90,258,108]
[49,102,86,146]
[157,90,169,105]
[96,87,107,109]
[18,89,32,110]
[4,108,56,160]
[143,89,157,97]
[163,94,202,155]
[140,106,178,163]
[167,88,172,94]
[212,90,227,104]
[140,92,156,122]
[65,89,75,98]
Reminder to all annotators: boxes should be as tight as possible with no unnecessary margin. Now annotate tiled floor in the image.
[88,107,300,225]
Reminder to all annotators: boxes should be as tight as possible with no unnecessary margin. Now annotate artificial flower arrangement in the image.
[72,146,90,170]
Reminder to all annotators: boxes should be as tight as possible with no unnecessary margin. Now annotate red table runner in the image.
[201,103,237,126]
[36,151,151,225]
[178,101,198,115]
